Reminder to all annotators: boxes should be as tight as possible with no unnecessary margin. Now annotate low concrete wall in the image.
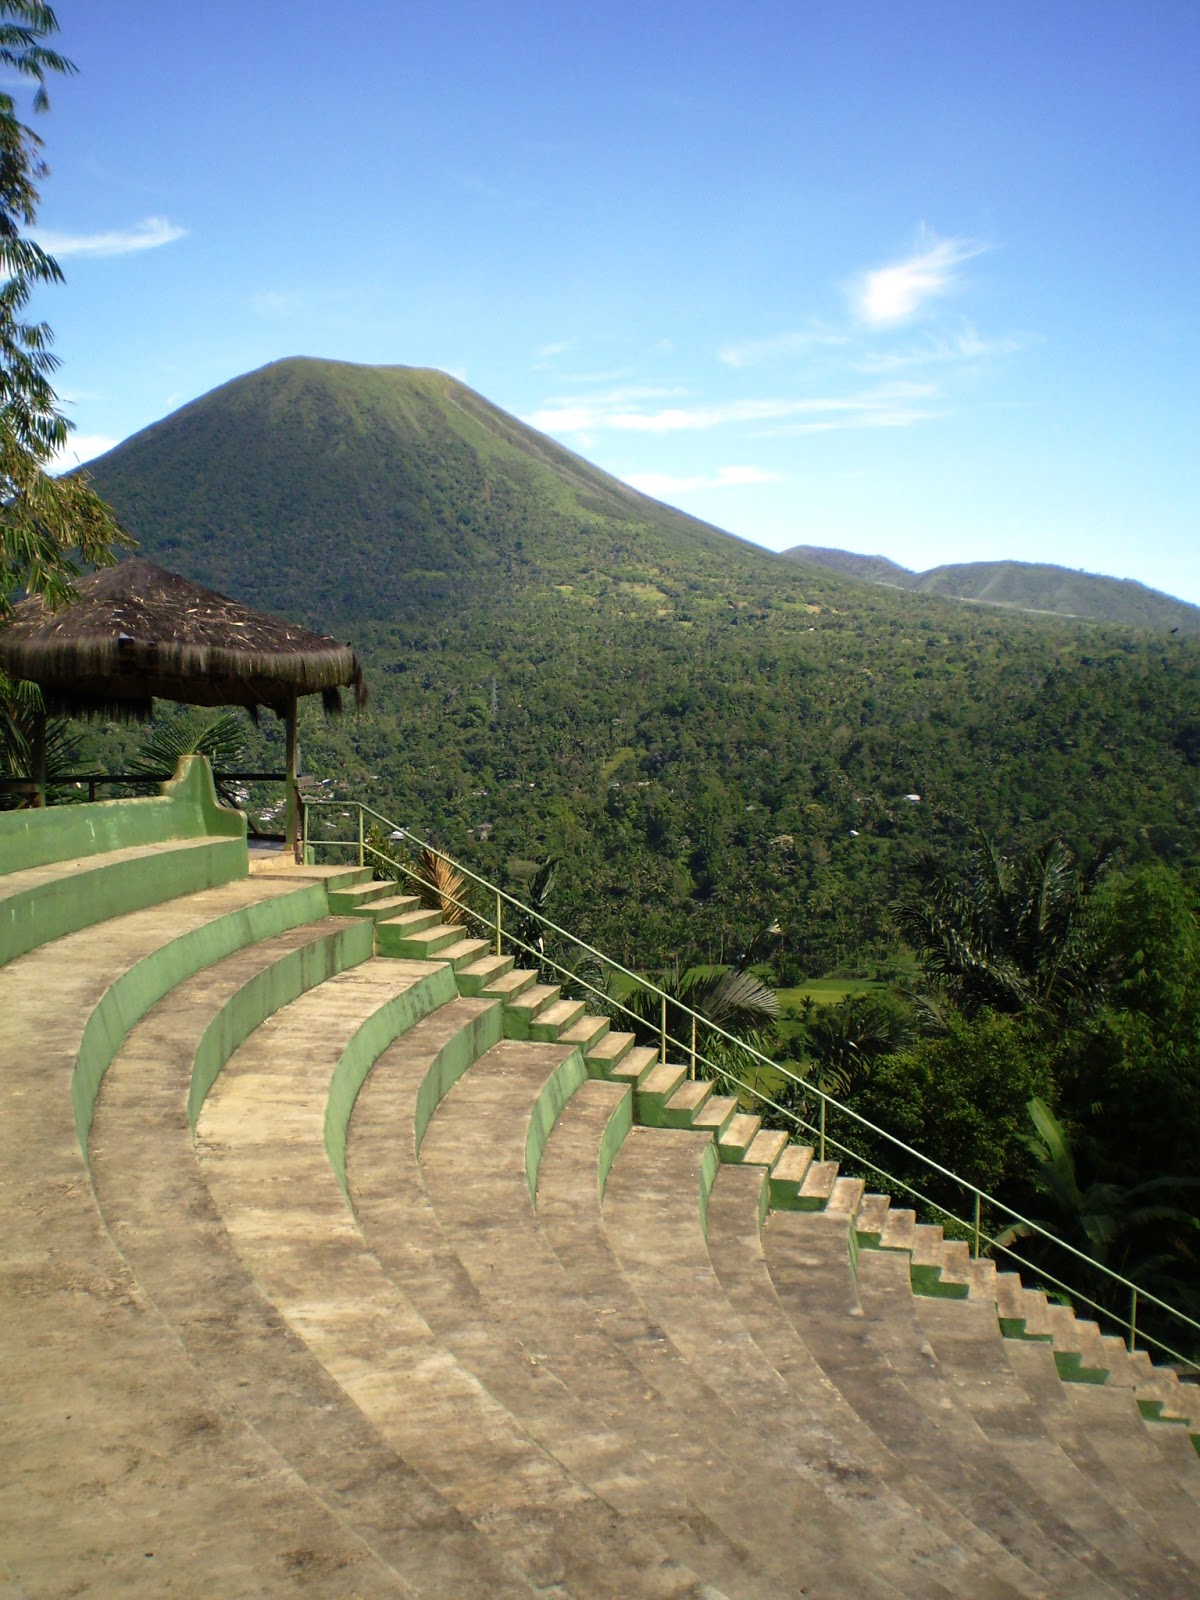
[1,755,245,875]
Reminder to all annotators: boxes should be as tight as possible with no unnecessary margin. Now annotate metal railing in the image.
[304,797,1200,1377]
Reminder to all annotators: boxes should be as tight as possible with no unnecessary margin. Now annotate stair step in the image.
[385,921,463,958]
[661,1078,714,1127]
[607,1044,658,1085]
[505,983,561,1037]
[910,1224,969,1298]
[692,1093,739,1135]
[432,935,491,969]
[585,1029,636,1072]
[767,1143,814,1207]
[352,891,422,920]
[825,1175,866,1216]
[854,1191,891,1245]
[477,966,538,1002]
[795,1158,839,1208]
[529,997,588,1041]
[717,1112,762,1162]
[375,906,441,936]
[327,878,398,912]
[968,1256,997,1302]
[743,1127,789,1168]
[877,1207,916,1253]
[558,1012,610,1052]
[634,1062,688,1122]
[456,952,515,993]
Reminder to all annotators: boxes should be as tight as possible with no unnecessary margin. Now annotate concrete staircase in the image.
[2,764,1198,1598]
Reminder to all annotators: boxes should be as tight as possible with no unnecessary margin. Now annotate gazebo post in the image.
[285,691,300,860]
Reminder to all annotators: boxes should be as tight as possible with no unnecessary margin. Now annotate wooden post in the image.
[31,709,47,808]
[285,692,300,860]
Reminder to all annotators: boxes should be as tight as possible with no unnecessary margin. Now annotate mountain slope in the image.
[75,359,1200,977]
[785,546,1200,633]
[85,357,781,629]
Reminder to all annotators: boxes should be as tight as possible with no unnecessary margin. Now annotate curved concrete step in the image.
[196,968,709,1600]
[702,1162,1056,1598]
[600,1124,1032,1600]
[86,922,526,1600]
[412,1037,789,1600]
[908,1267,1198,1596]
[763,1206,1125,1597]
[0,884,430,1599]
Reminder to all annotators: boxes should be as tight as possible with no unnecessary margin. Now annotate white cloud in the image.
[49,432,121,473]
[624,465,780,497]
[36,216,186,259]
[526,382,936,436]
[718,328,850,368]
[852,234,986,326]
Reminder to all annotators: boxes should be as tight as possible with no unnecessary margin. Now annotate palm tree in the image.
[894,831,1111,1022]
[996,1097,1200,1316]
[129,709,247,809]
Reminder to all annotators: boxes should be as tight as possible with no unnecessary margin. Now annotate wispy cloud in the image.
[718,327,850,368]
[855,323,1032,372]
[851,233,987,326]
[526,382,935,436]
[624,465,779,497]
[36,215,186,259]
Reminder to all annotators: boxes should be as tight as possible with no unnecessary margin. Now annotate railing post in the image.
[302,800,309,864]
[495,891,503,956]
[357,807,364,868]
[973,1191,981,1260]
[1129,1287,1138,1354]
[690,1014,697,1080]
[819,1096,826,1163]
[660,995,667,1064]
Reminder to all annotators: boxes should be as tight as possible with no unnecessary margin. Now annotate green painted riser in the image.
[0,754,244,875]
[696,1138,721,1239]
[2,837,247,969]
[597,1089,633,1201]
[525,1047,588,1205]
[1051,1350,1111,1386]
[412,1005,505,1156]
[324,964,460,1198]
[72,882,333,1156]
[186,920,375,1132]
[909,1263,971,1300]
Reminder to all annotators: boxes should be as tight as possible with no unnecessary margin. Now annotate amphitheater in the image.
[3,757,1198,1599]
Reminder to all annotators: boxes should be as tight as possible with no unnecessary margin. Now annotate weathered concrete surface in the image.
[0,883,408,1598]
[198,972,713,1600]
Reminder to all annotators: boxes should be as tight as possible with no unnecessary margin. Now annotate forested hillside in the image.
[788,546,1200,633]
[81,359,1200,977]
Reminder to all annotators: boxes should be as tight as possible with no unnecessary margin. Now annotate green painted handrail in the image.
[304,797,1200,1374]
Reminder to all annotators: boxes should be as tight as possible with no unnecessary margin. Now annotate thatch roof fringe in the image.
[0,558,368,718]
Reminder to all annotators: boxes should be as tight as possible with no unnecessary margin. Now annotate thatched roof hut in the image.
[0,557,367,721]
[0,557,368,847]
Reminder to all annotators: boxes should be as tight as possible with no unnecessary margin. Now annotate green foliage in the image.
[78,357,1200,980]
[843,1012,1054,1211]
[0,2,128,618]
[789,548,1200,634]
[128,710,246,808]
[895,832,1112,1021]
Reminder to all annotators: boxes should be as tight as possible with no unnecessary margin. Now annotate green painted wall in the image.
[525,1047,587,1207]
[187,920,374,1130]
[412,1006,504,1155]
[72,882,330,1155]
[597,1088,633,1201]
[1,755,244,875]
[323,964,459,1197]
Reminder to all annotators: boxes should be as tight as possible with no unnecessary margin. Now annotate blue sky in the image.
[24,2,1200,603]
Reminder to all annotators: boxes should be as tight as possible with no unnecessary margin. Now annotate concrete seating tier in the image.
[3,780,1198,1597]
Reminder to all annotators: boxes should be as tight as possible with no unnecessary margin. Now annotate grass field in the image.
[776,977,882,1009]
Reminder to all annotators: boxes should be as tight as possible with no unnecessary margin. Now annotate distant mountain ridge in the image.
[786,546,1200,633]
